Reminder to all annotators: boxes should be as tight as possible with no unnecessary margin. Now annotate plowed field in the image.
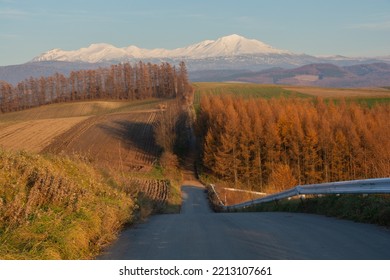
[44,111,160,172]
[0,117,89,152]
[0,100,164,171]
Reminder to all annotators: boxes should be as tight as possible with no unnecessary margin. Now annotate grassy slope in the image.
[0,149,134,259]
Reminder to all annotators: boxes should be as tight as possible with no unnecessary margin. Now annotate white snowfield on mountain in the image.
[31,34,291,63]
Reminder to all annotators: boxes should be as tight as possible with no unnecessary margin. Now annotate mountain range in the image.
[1,34,390,87]
[31,34,290,62]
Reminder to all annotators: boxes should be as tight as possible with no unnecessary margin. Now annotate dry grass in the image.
[0,149,135,259]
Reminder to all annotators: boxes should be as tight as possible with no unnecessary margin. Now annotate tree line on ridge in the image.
[0,61,190,113]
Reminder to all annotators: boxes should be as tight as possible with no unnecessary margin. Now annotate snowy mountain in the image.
[31,34,290,62]
[1,34,388,85]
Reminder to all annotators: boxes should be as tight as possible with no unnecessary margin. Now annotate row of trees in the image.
[0,61,190,113]
[196,95,390,192]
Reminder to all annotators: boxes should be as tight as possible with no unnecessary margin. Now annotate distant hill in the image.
[0,61,105,85]
[233,63,390,88]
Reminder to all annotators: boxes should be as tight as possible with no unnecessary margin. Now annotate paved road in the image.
[99,183,390,260]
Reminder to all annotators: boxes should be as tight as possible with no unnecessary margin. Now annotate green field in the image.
[193,82,390,106]
[338,96,390,107]
[193,82,310,105]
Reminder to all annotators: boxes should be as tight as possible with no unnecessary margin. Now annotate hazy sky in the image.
[1,0,389,66]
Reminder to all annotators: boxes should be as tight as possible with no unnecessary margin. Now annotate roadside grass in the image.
[0,149,135,259]
[240,194,390,227]
[146,162,183,215]
[163,178,182,214]
[105,164,182,215]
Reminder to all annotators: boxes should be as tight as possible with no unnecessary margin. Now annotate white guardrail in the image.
[216,178,390,212]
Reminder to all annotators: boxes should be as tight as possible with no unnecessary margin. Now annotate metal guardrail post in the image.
[209,184,226,210]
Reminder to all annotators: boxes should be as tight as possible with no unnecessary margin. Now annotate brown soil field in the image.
[0,117,89,152]
[0,99,165,171]
[0,99,162,122]
[43,111,161,172]
[283,86,390,98]
[0,101,127,122]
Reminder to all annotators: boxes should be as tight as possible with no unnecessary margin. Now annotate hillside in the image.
[234,63,390,88]
[0,149,135,259]
[0,61,104,85]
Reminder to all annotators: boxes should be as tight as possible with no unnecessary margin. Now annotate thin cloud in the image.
[0,33,20,38]
[347,20,390,30]
[0,8,29,18]
[235,16,256,25]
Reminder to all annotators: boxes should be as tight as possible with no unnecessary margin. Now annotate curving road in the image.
[98,182,390,260]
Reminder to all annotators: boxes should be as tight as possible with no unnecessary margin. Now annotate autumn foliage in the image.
[196,95,390,192]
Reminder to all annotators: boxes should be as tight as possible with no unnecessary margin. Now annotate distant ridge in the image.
[233,62,390,88]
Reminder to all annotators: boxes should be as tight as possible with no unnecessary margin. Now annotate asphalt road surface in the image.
[99,182,390,260]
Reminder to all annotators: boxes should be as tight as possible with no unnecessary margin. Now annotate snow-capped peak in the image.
[190,34,289,57]
[31,34,291,62]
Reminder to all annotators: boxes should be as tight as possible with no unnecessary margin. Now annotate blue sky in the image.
[1,0,389,66]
